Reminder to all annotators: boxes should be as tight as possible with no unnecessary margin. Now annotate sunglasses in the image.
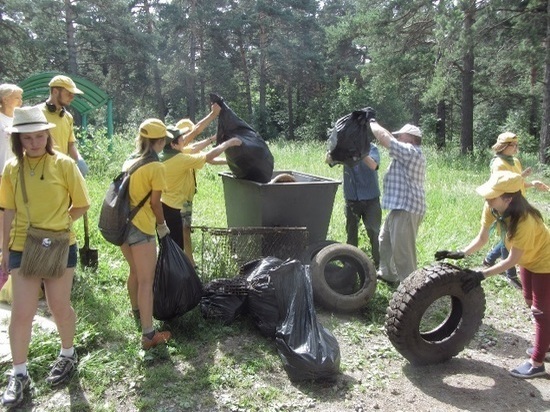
[45,102,65,118]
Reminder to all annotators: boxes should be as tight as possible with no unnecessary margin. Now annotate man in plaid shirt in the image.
[368,121,426,284]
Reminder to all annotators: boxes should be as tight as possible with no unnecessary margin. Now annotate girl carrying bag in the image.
[18,164,70,279]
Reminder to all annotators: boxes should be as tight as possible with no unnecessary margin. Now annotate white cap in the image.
[393,124,422,138]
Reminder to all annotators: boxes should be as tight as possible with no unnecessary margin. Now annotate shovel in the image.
[79,212,98,270]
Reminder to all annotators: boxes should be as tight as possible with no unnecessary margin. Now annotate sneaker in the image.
[141,330,171,350]
[482,259,493,267]
[1,373,31,407]
[525,347,550,362]
[506,276,522,290]
[509,361,547,379]
[376,271,399,287]
[46,353,78,386]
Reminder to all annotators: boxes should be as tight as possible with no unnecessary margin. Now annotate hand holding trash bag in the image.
[153,236,203,321]
[156,221,170,238]
[210,93,274,183]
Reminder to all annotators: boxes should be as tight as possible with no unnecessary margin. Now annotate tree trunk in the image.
[237,31,253,121]
[65,0,78,74]
[187,0,197,120]
[436,100,446,149]
[529,66,539,137]
[143,0,166,119]
[258,10,268,137]
[540,0,550,164]
[287,84,294,140]
[460,4,475,154]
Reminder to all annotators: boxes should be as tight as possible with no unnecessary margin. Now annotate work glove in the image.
[434,250,465,261]
[461,269,485,293]
[76,158,89,178]
[156,221,170,239]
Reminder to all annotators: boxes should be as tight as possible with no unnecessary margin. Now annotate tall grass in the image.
[8,134,550,411]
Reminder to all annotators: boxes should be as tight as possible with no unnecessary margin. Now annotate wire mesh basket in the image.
[193,226,309,282]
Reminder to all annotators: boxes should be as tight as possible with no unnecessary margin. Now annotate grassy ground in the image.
[3,137,550,411]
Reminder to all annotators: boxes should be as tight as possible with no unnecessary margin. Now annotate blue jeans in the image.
[9,244,78,270]
[485,241,517,279]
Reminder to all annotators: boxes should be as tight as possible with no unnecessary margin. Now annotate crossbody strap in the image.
[18,163,32,229]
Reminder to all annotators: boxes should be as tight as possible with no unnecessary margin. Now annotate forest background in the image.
[1,0,550,161]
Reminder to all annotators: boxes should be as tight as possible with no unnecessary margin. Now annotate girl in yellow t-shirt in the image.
[483,132,548,288]
[436,171,550,379]
[119,118,172,351]
[0,106,90,407]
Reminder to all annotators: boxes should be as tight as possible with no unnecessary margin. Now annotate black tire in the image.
[300,240,338,264]
[310,243,377,312]
[385,263,486,366]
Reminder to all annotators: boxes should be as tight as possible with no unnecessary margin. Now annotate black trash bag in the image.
[153,236,204,321]
[242,257,283,338]
[199,278,248,325]
[210,93,274,183]
[326,107,375,168]
[271,260,341,382]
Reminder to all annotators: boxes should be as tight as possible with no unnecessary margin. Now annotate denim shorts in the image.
[125,223,155,246]
[9,243,78,270]
[180,201,193,228]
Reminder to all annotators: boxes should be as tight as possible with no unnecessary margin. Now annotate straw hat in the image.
[491,132,518,153]
[6,106,56,133]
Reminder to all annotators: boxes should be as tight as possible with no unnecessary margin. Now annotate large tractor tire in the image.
[310,243,377,312]
[385,263,486,365]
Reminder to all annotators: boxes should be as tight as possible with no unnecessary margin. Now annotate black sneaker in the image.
[506,276,522,290]
[46,353,78,386]
[1,372,31,407]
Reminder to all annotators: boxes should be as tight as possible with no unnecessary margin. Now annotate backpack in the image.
[98,155,156,246]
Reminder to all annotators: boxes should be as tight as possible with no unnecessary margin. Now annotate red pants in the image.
[520,267,550,363]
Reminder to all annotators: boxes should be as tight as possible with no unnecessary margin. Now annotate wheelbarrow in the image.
[79,212,98,270]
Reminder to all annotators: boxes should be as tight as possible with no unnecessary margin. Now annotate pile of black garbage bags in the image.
[152,236,340,382]
[200,257,341,382]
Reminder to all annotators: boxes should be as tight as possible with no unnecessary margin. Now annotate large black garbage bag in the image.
[326,107,375,167]
[153,236,204,321]
[210,93,274,183]
[242,257,283,338]
[271,260,341,382]
[199,278,248,325]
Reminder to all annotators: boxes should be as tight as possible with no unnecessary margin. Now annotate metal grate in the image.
[193,226,309,282]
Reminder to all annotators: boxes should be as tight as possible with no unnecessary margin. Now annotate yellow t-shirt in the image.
[490,156,526,195]
[161,152,206,209]
[122,159,166,235]
[481,203,550,273]
[40,103,76,155]
[0,152,90,251]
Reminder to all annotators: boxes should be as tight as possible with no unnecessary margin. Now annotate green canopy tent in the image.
[18,71,113,140]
